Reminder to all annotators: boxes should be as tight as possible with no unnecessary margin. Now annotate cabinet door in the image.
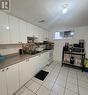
[6,64,19,95]
[26,23,33,37]
[42,52,49,66]
[29,56,40,75]
[29,24,34,37]
[31,24,39,38]
[9,15,20,43]
[19,60,31,87]
[19,20,27,43]
[0,69,7,95]
[43,30,48,41]
[0,12,10,44]
[38,28,43,42]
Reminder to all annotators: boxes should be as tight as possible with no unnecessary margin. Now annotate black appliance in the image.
[70,56,75,64]
[79,40,84,48]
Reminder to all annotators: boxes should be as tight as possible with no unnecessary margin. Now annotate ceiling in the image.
[10,0,88,31]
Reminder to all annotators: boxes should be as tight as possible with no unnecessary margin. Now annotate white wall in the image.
[49,26,88,63]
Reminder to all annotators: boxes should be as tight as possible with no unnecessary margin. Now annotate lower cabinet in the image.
[19,60,32,87]
[0,51,50,95]
[19,56,41,87]
[0,64,19,95]
[0,69,7,95]
[6,64,19,95]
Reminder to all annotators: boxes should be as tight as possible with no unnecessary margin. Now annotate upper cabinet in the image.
[19,19,27,43]
[0,12,10,44]
[30,24,44,42]
[26,23,33,37]
[30,24,39,38]
[43,30,49,41]
[9,15,20,43]
[0,12,49,44]
[38,28,43,42]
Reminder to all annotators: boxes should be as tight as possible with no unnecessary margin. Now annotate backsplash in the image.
[0,44,22,55]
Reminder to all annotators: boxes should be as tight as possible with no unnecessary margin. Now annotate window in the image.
[54,31,74,40]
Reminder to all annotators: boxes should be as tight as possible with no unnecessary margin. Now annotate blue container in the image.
[0,56,6,62]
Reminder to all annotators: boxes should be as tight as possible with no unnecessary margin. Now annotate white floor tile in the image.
[79,86,88,95]
[36,86,50,95]
[15,86,26,95]
[32,77,43,84]
[78,80,88,88]
[50,91,58,95]
[55,78,66,88]
[42,79,54,90]
[52,84,65,95]
[65,89,78,95]
[27,81,41,93]
[57,74,67,81]
[14,62,88,95]
[67,77,77,85]
[66,82,78,93]
[20,89,34,95]
[25,80,34,88]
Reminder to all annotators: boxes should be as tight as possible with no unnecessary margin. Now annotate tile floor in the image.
[14,62,88,95]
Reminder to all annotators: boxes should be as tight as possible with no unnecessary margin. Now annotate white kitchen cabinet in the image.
[40,52,49,67]
[19,56,40,87]
[19,19,27,43]
[19,60,32,87]
[0,64,19,95]
[0,69,7,95]
[6,64,19,95]
[26,23,33,37]
[43,30,49,41]
[31,24,39,38]
[9,15,20,43]
[0,12,10,44]
[38,28,43,42]
[29,55,40,74]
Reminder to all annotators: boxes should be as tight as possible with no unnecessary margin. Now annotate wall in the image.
[49,26,88,63]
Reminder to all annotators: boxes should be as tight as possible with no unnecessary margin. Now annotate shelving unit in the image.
[62,50,85,71]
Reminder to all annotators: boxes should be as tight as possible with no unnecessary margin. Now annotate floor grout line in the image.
[49,66,62,95]
[62,67,69,95]
[15,62,57,95]
[14,62,87,95]
[35,62,59,94]
[76,71,80,95]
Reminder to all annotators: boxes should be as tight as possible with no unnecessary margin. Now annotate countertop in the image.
[0,50,50,70]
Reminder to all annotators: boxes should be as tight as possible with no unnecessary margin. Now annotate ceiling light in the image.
[62,4,69,14]
[62,8,68,14]
[6,26,9,30]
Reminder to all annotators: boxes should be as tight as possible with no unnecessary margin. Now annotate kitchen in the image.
[0,0,88,95]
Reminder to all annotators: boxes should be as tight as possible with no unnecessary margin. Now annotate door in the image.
[6,64,19,95]
[0,69,7,95]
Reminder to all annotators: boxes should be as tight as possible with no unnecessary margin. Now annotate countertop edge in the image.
[0,50,52,70]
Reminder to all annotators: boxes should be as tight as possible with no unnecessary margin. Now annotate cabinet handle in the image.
[6,68,9,70]
[2,69,4,72]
